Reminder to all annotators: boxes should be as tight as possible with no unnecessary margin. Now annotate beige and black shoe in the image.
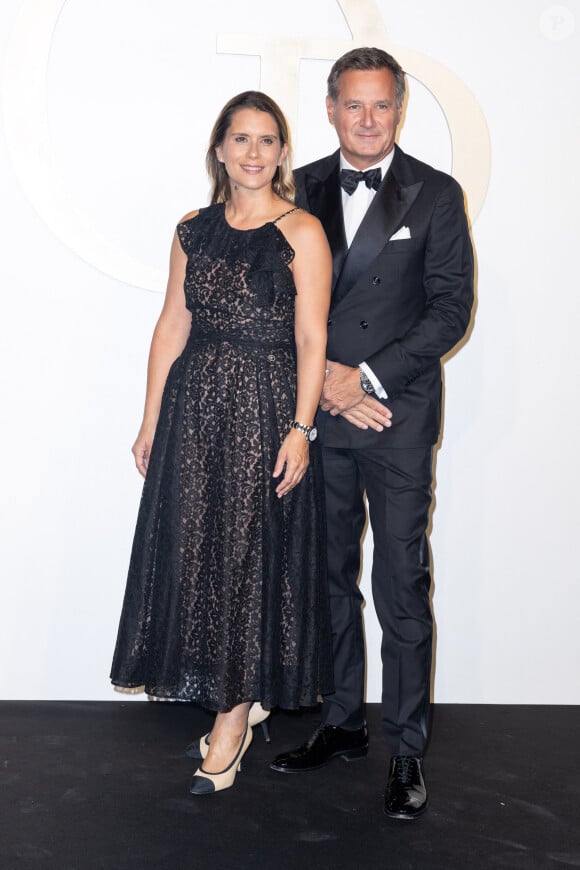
[189,727,253,795]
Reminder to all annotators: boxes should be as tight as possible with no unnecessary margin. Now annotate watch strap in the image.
[290,420,316,441]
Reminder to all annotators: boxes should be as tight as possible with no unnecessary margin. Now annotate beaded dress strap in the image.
[272,207,300,225]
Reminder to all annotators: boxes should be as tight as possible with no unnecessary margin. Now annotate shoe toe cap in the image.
[189,775,216,795]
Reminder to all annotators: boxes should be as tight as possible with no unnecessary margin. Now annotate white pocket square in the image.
[389,226,411,241]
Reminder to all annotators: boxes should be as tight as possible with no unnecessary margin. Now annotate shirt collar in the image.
[339,148,395,179]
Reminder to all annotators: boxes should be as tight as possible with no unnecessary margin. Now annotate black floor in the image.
[1,702,579,870]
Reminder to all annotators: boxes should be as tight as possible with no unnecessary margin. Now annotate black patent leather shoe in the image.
[270,723,368,773]
[384,755,428,819]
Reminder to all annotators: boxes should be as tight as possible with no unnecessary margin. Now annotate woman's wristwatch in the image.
[290,420,318,442]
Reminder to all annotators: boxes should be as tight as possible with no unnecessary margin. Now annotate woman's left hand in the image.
[273,429,310,497]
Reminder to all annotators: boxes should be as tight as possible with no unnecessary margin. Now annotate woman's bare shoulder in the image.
[276,206,322,235]
[178,208,201,225]
[285,206,319,228]
[281,207,327,248]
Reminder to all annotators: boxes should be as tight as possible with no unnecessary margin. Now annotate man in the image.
[270,47,474,819]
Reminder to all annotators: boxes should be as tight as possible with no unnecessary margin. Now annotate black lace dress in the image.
[110,203,333,710]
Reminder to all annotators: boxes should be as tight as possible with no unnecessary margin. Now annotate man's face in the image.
[326,68,402,169]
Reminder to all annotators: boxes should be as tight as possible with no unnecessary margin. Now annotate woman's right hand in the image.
[132,425,156,477]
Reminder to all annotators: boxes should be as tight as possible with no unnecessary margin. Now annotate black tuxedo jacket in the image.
[294,145,474,449]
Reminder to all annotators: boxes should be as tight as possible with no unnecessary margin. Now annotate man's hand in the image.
[321,361,366,414]
[321,361,393,431]
[342,395,393,431]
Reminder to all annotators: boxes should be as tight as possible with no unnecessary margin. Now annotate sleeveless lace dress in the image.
[110,202,333,710]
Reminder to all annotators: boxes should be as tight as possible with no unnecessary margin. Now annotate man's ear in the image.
[325,96,335,127]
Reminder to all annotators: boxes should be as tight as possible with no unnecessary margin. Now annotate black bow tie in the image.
[339,167,382,195]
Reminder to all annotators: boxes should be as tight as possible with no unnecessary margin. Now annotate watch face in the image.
[360,373,374,393]
[308,427,318,442]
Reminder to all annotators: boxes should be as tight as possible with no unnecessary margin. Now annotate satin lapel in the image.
[331,170,423,308]
[304,163,348,289]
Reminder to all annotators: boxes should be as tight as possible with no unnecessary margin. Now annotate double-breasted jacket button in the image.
[327,318,333,326]
[360,320,368,329]
[372,276,381,285]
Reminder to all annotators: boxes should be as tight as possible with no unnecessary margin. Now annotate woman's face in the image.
[216,107,287,193]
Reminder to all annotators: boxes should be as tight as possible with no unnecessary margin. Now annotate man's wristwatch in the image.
[359,367,375,395]
[290,420,318,442]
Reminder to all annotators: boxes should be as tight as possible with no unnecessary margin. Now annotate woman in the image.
[110,92,333,795]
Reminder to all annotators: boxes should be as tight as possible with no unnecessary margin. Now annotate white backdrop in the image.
[0,0,578,703]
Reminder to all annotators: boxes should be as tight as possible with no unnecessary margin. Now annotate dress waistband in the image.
[187,329,294,353]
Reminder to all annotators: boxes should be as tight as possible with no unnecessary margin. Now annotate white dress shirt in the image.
[340,150,395,399]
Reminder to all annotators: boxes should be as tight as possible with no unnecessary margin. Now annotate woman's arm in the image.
[273,212,332,496]
[132,219,195,476]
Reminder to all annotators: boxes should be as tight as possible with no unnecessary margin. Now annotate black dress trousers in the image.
[321,444,434,757]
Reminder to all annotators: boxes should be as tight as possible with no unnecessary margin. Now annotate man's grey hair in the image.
[327,46,406,108]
